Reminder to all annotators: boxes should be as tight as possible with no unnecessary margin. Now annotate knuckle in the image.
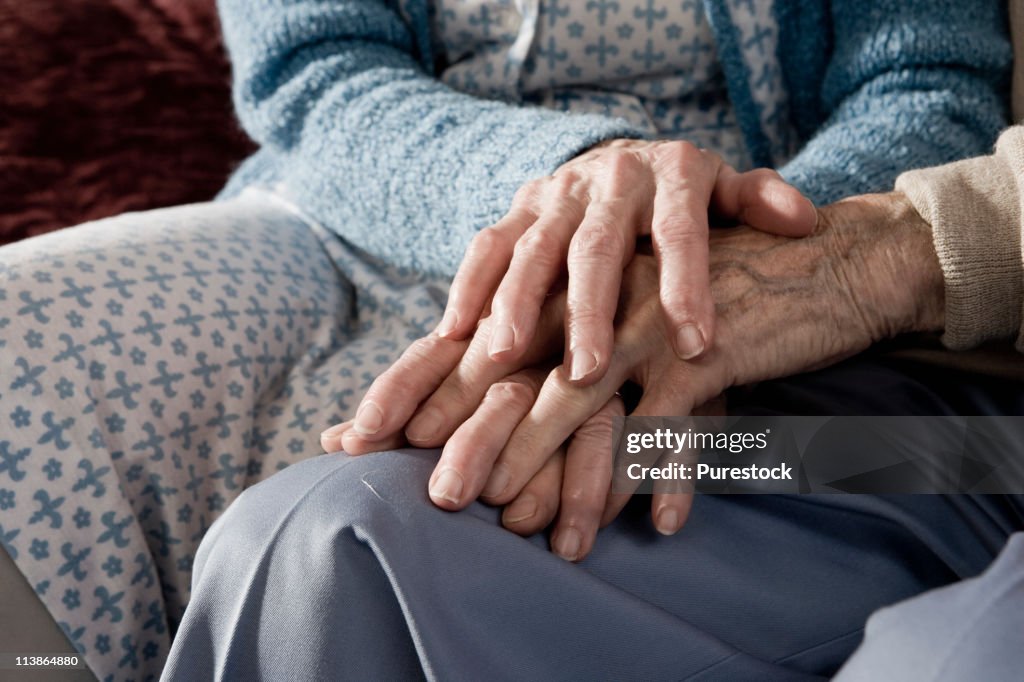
[551,167,582,188]
[673,139,701,156]
[440,374,478,409]
[605,149,646,178]
[485,379,536,409]
[700,148,724,167]
[650,140,719,180]
[569,215,625,261]
[469,226,510,259]
[369,368,416,402]
[566,303,609,333]
[660,290,704,323]
[655,139,700,165]
[562,485,603,514]
[513,227,562,261]
[403,335,444,363]
[514,178,547,204]
[590,403,619,431]
[577,407,616,439]
[562,485,587,505]
[654,220,705,249]
[556,194,588,222]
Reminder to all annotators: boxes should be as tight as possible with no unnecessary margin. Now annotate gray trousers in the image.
[162,447,1024,681]
[162,356,1024,681]
[155,253,1024,679]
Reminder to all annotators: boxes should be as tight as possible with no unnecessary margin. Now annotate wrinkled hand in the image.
[435,140,817,384]
[328,193,944,561]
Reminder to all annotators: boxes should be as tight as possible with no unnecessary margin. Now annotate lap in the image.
[168,353,1024,680]
[0,188,447,680]
[171,448,1012,680]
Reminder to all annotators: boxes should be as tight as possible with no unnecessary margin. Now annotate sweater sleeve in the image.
[215,0,646,277]
[895,126,1024,352]
[779,0,1011,205]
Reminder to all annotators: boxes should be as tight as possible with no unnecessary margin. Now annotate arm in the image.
[896,126,1024,351]
[780,0,1012,204]
[216,0,645,276]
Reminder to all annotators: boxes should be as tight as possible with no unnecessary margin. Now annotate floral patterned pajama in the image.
[0,187,447,680]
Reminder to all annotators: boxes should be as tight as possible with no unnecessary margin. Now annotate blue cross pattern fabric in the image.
[0,188,448,680]
[425,0,751,167]
[218,0,1009,279]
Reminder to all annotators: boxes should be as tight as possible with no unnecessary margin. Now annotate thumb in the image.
[712,167,817,237]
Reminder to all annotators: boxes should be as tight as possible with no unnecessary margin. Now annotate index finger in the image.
[351,332,469,439]
[438,193,540,339]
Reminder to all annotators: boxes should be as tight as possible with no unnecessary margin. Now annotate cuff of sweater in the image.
[895,147,1023,351]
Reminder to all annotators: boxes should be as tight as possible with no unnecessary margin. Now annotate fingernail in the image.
[437,308,458,337]
[481,464,511,499]
[569,348,599,382]
[407,406,443,443]
[353,401,384,435]
[503,495,538,524]
[429,468,464,505]
[320,423,347,439]
[656,507,679,535]
[674,324,705,360]
[553,527,582,561]
[488,324,515,357]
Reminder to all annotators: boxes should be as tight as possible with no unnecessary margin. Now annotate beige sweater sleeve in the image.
[895,127,1024,351]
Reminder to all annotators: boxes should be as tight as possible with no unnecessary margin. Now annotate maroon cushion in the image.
[0,0,254,245]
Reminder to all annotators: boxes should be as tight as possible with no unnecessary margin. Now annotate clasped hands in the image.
[320,139,943,562]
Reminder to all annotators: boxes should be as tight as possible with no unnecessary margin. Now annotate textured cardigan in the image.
[216,0,1011,278]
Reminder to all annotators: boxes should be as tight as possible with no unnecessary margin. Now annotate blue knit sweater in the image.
[216,0,1010,277]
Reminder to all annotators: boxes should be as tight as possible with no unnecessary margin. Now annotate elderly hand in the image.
[433,140,816,382]
[328,192,943,561]
[331,143,815,446]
